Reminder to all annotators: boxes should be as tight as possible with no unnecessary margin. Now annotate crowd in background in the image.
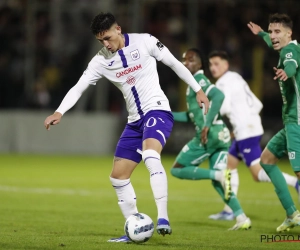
[1,0,299,123]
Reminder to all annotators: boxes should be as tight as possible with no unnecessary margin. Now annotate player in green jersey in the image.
[170,48,251,230]
[248,13,300,232]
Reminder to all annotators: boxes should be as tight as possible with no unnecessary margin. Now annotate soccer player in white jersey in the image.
[207,50,299,221]
[43,13,209,242]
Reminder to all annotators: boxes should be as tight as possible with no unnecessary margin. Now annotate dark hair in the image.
[269,13,293,30]
[186,48,205,70]
[187,48,203,62]
[90,12,117,35]
[208,50,229,61]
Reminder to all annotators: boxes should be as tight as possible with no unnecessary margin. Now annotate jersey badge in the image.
[108,60,114,66]
[126,75,136,85]
[130,49,140,61]
[156,41,164,50]
[199,79,206,87]
[285,52,293,58]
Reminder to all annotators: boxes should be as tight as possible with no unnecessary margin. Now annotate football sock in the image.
[142,149,168,220]
[222,169,238,213]
[230,169,239,195]
[212,180,244,217]
[260,162,297,216]
[258,169,298,187]
[171,166,216,180]
[110,177,138,220]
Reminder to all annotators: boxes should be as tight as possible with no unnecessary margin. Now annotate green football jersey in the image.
[259,32,300,124]
[186,70,226,139]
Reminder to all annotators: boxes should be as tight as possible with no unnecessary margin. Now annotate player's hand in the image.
[196,89,209,115]
[44,112,62,130]
[273,67,288,81]
[247,21,263,35]
[201,126,209,144]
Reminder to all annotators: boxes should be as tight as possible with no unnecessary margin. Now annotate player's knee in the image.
[142,149,160,163]
[110,176,129,186]
[170,167,182,179]
[260,149,277,165]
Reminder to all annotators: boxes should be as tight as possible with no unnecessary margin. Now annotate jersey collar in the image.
[193,69,204,76]
[124,33,129,47]
[289,40,298,45]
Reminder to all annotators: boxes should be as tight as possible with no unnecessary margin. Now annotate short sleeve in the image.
[143,34,168,61]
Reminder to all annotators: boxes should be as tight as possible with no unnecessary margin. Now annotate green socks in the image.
[260,162,297,216]
[212,180,244,217]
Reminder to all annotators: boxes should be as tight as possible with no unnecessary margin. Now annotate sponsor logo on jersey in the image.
[126,75,136,85]
[156,40,164,50]
[108,60,114,66]
[285,52,293,58]
[288,151,296,159]
[130,49,140,60]
[116,64,142,78]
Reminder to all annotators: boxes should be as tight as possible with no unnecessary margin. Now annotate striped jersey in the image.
[79,33,171,122]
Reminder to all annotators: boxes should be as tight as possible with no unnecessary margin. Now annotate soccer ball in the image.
[124,213,154,243]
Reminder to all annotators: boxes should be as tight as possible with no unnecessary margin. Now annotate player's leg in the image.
[142,110,173,236]
[209,140,240,220]
[108,122,143,242]
[241,136,299,196]
[209,150,251,230]
[260,127,300,232]
[170,140,231,197]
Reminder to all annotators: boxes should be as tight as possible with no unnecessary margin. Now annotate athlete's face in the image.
[268,22,292,51]
[95,24,124,52]
[209,56,229,79]
[182,51,201,75]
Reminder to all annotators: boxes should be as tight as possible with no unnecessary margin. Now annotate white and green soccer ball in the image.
[124,213,154,243]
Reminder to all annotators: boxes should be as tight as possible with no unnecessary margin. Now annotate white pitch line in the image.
[0,185,97,196]
[0,185,284,206]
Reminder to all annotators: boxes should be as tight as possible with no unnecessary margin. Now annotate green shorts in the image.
[267,123,300,172]
[175,137,229,170]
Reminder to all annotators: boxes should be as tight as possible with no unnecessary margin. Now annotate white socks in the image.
[258,169,298,187]
[110,177,138,220]
[142,149,169,220]
[230,169,239,195]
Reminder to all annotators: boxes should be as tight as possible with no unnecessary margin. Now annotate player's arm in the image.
[200,87,225,144]
[144,34,209,114]
[247,21,273,48]
[204,87,225,127]
[274,48,298,81]
[160,53,209,114]
[172,111,190,122]
[44,57,102,130]
[44,80,90,130]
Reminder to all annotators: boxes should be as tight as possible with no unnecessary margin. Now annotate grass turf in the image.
[1,154,300,250]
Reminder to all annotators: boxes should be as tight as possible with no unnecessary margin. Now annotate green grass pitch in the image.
[1,154,300,250]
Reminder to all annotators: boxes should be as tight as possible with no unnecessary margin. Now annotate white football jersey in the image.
[215,71,264,140]
[79,33,171,122]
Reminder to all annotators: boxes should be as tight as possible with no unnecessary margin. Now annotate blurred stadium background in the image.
[0,0,299,155]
